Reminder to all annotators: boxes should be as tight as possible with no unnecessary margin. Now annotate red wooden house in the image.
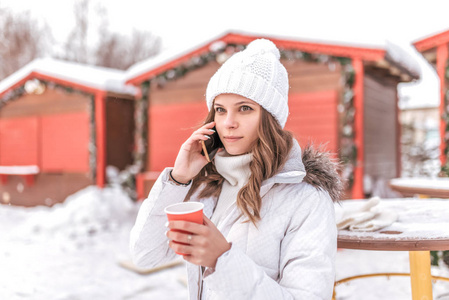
[124,31,419,200]
[0,58,137,206]
[413,29,449,174]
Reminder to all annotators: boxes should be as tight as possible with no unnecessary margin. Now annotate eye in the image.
[214,107,225,113]
[240,105,253,112]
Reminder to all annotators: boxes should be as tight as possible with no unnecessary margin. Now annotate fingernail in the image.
[165,221,169,227]
[204,135,211,139]
[208,129,215,132]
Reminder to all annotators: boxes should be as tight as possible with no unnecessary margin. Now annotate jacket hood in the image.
[301,144,345,202]
[269,139,344,202]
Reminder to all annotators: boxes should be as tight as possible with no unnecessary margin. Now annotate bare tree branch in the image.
[62,0,160,70]
[0,7,50,80]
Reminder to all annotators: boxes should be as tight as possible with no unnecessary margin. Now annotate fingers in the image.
[202,214,213,226]
[168,240,193,255]
[166,229,195,245]
[202,121,215,130]
[180,123,216,152]
[167,220,205,235]
[194,122,216,135]
[190,122,216,142]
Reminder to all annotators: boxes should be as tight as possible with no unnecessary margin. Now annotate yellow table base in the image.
[409,251,432,300]
[333,251,449,300]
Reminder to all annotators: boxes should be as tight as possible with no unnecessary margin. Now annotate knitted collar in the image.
[214,151,252,188]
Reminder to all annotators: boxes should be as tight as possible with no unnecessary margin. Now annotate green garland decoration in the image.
[442,59,449,176]
[140,43,356,187]
[133,81,150,173]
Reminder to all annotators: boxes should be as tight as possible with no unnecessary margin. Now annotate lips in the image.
[224,136,242,142]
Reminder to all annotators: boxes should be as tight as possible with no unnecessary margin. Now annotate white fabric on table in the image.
[337,197,398,232]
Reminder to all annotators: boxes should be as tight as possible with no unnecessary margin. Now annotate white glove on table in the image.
[337,197,398,232]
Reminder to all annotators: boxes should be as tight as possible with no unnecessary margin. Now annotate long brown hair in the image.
[185,106,293,225]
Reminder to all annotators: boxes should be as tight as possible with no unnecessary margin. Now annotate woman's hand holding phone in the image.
[171,122,218,184]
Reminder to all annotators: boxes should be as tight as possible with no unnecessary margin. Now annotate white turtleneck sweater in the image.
[211,151,252,226]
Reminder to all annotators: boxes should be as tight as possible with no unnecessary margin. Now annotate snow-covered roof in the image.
[125,31,229,84]
[384,41,421,79]
[413,27,449,53]
[0,58,137,96]
[125,29,421,84]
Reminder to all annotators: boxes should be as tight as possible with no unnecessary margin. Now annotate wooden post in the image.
[136,173,144,201]
[95,91,106,188]
[37,116,42,176]
[144,82,151,172]
[352,58,364,199]
[437,44,448,167]
[395,92,402,178]
[409,251,433,300]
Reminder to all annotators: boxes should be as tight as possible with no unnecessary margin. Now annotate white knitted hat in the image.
[206,39,289,128]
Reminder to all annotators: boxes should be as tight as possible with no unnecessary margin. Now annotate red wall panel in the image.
[149,102,208,171]
[0,117,39,166]
[148,90,338,171]
[286,90,339,155]
[41,112,90,172]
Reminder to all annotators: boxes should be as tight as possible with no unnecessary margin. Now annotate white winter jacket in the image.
[130,141,338,300]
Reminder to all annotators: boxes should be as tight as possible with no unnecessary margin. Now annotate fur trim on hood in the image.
[302,145,345,202]
[267,139,345,203]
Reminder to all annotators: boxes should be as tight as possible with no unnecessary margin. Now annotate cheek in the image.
[247,120,260,143]
[214,120,225,137]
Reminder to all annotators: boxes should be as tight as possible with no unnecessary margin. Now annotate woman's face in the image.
[213,93,261,155]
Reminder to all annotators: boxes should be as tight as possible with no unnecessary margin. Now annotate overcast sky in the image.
[2,0,448,108]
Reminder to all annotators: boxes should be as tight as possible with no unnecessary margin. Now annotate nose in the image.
[224,112,238,129]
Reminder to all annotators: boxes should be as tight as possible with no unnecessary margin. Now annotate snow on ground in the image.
[1,186,448,300]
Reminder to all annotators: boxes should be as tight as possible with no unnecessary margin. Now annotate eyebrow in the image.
[214,101,255,107]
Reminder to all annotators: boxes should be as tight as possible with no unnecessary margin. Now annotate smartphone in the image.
[201,128,223,162]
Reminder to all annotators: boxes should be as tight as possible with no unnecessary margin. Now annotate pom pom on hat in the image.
[206,38,289,128]
[244,38,280,59]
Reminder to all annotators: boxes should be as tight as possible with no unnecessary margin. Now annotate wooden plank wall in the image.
[40,112,90,172]
[287,90,339,155]
[147,63,217,171]
[0,88,91,172]
[0,117,39,165]
[145,59,342,171]
[0,88,89,118]
[0,173,92,207]
[284,59,341,155]
[363,74,398,190]
[0,88,93,206]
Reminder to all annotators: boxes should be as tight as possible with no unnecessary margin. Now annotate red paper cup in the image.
[164,202,204,255]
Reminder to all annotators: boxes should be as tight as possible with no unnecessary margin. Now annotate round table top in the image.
[389,177,449,198]
[338,233,449,251]
[336,198,449,251]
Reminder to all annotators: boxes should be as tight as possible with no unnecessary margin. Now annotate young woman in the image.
[130,39,343,300]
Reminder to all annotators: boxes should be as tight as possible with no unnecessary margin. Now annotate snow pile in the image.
[0,185,190,300]
[1,189,449,299]
[17,185,139,241]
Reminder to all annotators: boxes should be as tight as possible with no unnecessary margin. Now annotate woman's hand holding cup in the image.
[165,202,231,268]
